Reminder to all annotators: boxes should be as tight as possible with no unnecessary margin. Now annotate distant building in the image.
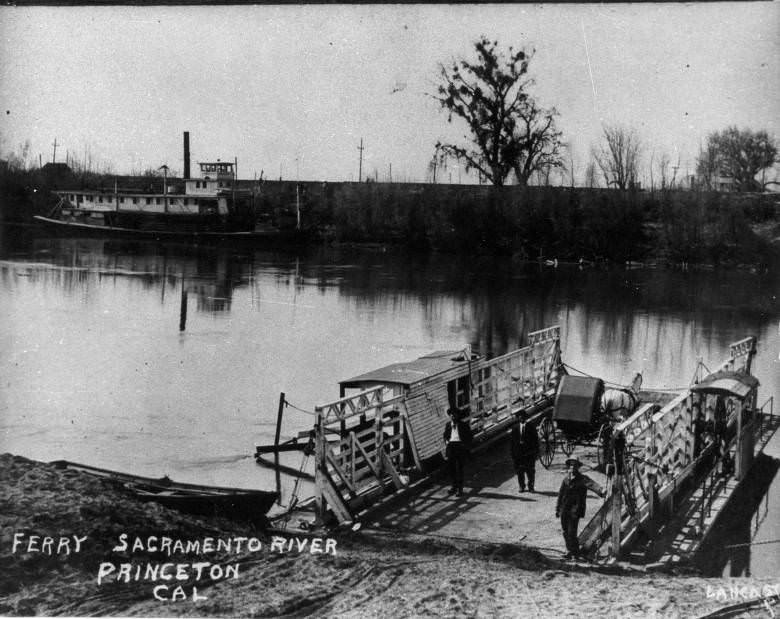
[42,162,72,182]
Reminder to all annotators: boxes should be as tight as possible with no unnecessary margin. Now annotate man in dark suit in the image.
[555,457,588,559]
[510,411,539,492]
[443,408,473,497]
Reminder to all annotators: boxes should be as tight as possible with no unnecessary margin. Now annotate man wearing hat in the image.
[555,456,588,559]
[510,410,539,493]
[443,408,473,497]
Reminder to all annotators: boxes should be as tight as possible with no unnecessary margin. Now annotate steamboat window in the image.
[119,197,124,204]
[132,197,138,204]
[98,196,103,203]
[146,197,151,204]
[156,198,161,205]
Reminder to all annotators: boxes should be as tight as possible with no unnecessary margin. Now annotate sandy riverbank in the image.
[1,453,776,618]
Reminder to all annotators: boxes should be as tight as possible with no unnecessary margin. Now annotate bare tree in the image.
[433,36,564,186]
[657,151,671,190]
[584,159,598,188]
[592,124,642,190]
[695,140,719,190]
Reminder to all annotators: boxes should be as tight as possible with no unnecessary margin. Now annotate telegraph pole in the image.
[357,138,364,183]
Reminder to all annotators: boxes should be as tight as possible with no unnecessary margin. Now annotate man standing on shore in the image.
[510,411,539,493]
[443,408,472,497]
[555,457,588,559]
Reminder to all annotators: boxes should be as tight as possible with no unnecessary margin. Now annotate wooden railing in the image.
[313,325,563,524]
[579,335,758,559]
[314,389,407,524]
[467,326,562,436]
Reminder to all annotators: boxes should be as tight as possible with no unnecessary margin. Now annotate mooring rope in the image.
[562,362,693,392]
[283,398,317,416]
[723,538,780,549]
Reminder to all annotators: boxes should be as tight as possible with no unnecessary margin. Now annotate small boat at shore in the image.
[51,460,278,525]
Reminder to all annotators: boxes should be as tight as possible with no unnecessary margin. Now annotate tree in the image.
[592,125,641,190]
[433,36,564,186]
[697,127,777,192]
[695,140,719,190]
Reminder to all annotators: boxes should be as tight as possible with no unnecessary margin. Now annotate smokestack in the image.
[183,132,190,179]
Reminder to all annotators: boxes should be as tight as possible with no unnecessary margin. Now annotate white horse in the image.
[601,372,643,422]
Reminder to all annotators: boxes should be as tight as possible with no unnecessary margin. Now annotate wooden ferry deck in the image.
[266,331,776,570]
[358,432,608,557]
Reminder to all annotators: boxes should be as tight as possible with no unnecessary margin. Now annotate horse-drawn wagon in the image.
[536,373,642,470]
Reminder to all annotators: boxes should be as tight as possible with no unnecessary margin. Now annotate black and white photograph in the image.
[1,2,779,617]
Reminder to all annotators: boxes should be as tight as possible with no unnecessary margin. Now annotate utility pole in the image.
[51,137,58,164]
[159,165,169,213]
[295,156,300,230]
[357,138,364,183]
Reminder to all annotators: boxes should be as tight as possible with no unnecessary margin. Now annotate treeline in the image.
[262,181,778,265]
[1,165,777,265]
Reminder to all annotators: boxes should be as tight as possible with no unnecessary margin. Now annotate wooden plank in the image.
[381,450,403,490]
[353,436,381,478]
[405,386,448,460]
[319,467,353,523]
[325,450,357,495]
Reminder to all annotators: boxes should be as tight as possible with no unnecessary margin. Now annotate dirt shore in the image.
[1,453,776,618]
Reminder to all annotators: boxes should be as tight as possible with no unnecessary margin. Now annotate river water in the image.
[1,224,778,576]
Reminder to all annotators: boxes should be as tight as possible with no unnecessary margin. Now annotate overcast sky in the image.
[1,3,778,185]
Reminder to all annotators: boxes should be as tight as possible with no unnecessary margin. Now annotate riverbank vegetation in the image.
[1,161,778,267]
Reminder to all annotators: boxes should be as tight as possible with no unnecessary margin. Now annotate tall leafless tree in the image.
[432,36,564,186]
[592,124,642,190]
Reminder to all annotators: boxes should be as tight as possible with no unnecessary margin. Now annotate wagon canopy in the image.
[553,375,605,425]
[690,370,759,399]
[339,350,472,390]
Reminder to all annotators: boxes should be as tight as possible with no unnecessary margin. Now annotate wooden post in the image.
[647,472,656,522]
[611,473,622,558]
[178,287,187,332]
[735,400,743,480]
[274,392,285,449]
[314,407,325,524]
[745,337,756,375]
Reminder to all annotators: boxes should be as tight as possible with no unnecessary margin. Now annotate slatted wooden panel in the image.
[579,335,757,557]
[652,393,694,489]
[405,386,449,460]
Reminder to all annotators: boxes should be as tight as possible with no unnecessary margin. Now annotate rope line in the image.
[283,398,317,416]
[562,363,691,392]
[724,538,780,549]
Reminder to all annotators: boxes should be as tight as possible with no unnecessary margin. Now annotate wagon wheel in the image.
[537,417,556,469]
[596,423,612,472]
